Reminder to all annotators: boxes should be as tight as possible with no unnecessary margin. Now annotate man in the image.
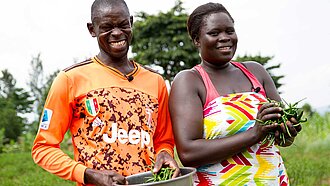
[32,0,179,185]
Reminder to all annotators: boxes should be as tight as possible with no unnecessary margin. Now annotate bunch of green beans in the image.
[257,98,307,146]
[145,166,175,183]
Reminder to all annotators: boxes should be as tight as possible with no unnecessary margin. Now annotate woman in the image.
[169,2,301,185]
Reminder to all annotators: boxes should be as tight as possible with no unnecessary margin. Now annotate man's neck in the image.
[96,53,134,75]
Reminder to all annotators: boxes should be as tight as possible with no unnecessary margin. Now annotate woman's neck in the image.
[200,60,233,73]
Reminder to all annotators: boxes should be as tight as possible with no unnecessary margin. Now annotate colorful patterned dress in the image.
[193,62,289,186]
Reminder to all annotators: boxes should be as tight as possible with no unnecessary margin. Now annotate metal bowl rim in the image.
[126,167,196,186]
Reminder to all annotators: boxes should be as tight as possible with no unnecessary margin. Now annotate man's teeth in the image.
[112,41,125,46]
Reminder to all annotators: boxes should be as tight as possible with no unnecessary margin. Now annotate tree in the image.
[302,103,314,116]
[0,98,24,143]
[0,70,32,142]
[234,54,284,91]
[131,0,200,81]
[131,1,284,84]
[28,54,59,134]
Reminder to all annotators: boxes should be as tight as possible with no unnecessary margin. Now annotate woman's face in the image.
[195,12,238,64]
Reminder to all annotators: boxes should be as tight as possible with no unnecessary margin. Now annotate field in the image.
[0,113,329,186]
[0,152,74,186]
[279,112,330,186]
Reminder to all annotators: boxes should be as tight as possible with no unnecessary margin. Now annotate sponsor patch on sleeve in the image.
[40,108,53,130]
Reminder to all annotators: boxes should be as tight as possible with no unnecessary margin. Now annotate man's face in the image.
[88,5,133,59]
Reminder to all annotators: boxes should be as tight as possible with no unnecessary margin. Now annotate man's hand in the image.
[84,168,127,186]
[153,151,180,178]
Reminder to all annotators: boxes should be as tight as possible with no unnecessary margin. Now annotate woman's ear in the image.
[87,23,96,37]
[193,37,200,47]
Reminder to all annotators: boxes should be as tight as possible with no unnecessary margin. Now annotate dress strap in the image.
[194,65,220,108]
[231,62,266,97]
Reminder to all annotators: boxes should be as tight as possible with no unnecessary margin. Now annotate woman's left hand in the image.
[275,117,302,147]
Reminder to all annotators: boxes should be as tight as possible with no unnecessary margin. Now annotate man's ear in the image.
[87,23,96,37]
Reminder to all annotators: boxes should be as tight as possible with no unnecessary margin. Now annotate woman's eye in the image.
[209,32,219,36]
[226,29,235,34]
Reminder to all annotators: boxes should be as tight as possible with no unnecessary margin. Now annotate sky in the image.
[1,0,330,111]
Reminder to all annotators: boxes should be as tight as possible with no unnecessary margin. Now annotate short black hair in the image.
[91,0,130,22]
[187,2,234,41]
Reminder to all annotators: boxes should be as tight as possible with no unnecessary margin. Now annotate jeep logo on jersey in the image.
[103,123,151,148]
[85,98,99,116]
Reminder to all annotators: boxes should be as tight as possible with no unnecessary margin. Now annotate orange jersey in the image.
[32,56,175,185]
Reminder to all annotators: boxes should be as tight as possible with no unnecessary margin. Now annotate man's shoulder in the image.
[63,58,93,72]
[136,64,164,80]
[139,65,161,75]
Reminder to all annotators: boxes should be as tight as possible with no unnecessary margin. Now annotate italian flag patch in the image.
[85,98,99,116]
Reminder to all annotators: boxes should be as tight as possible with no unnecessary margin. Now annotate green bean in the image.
[259,98,307,147]
[145,163,175,183]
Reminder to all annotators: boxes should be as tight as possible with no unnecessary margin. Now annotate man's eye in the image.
[120,24,131,29]
[100,26,113,31]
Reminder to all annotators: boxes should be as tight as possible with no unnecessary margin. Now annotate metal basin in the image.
[126,167,196,186]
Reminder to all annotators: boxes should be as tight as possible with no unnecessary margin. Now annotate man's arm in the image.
[31,72,87,184]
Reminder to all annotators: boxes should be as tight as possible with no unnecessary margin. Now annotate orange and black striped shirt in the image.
[32,56,175,185]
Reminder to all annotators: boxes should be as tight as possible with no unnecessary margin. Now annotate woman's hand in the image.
[253,102,283,142]
[275,117,302,147]
[153,151,180,178]
[84,168,128,186]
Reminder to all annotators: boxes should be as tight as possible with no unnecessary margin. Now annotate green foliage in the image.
[0,128,4,153]
[0,69,33,114]
[0,53,58,144]
[18,132,35,153]
[0,99,21,142]
[28,54,59,134]
[0,70,32,142]
[0,132,35,153]
[2,140,21,153]
[131,1,285,84]
[234,54,284,91]
[280,112,330,185]
[301,103,315,116]
[131,0,200,81]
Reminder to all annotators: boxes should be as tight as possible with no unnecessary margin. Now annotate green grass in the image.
[0,152,74,186]
[1,113,329,186]
[280,113,330,186]
[0,141,329,186]
[280,136,330,185]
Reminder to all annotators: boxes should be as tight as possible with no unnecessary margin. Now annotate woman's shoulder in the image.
[235,61,271,85]
[173,68,201,81]
[171,68,204,90]
[238,61,268,76]
[239,61,265,70]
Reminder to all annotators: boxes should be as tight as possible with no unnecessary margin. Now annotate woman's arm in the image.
[169,69,281,167]
[243,61,281,101]
[244,61,302,147]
